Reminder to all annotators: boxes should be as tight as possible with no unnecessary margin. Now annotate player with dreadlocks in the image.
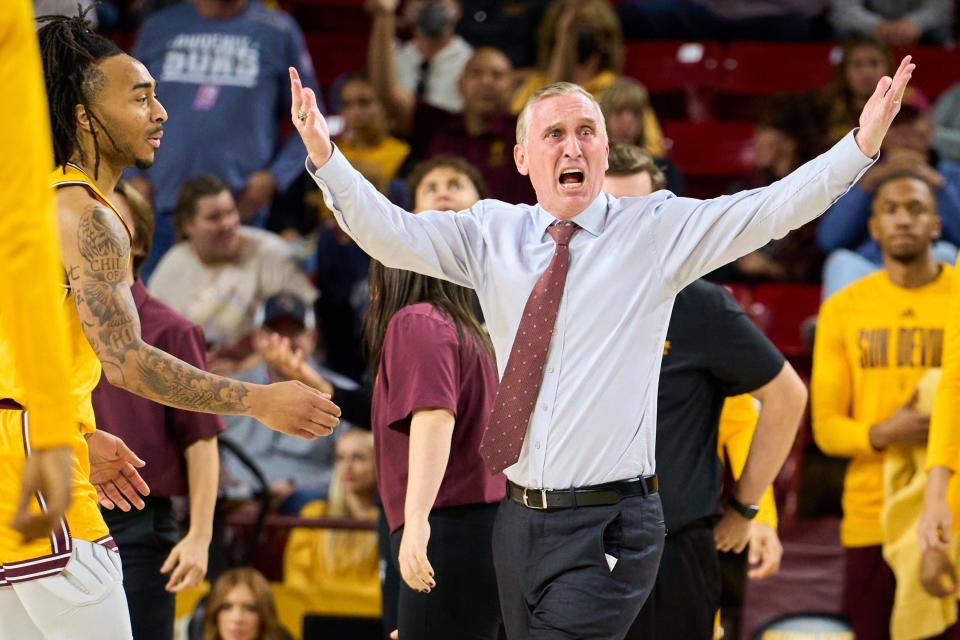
[0,8,341,638]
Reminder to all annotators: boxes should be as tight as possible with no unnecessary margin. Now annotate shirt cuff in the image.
[926,451,959,474]
[305,145,355,213]
[832,128,878,185]
[305,144,352,190]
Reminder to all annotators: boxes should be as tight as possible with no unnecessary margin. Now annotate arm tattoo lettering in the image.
[78,208,127,282]
[76,207,139,369]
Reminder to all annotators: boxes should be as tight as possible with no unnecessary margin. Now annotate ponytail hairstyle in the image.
[37,5,123,178]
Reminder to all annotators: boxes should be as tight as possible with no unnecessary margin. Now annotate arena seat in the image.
[747,283,821,357]
[624,40,724,93]
[713,42,835,119]
[623,41,723,120]
[893,45,960,99]
[662,120,755,176]
[721,283,753,310]
[305,34,368,86]
[717,42,836,96]
[287,0,370,36]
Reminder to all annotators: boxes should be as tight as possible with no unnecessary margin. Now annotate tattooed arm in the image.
[57,190,339,439]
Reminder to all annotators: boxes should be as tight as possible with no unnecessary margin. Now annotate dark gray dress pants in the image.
[493,492,666,640]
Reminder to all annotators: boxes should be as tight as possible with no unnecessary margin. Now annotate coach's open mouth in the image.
[559,168,585,190]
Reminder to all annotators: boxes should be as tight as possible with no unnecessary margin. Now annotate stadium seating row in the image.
[298,26,960,101]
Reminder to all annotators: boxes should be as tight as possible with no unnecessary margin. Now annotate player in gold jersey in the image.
[0,2,136,637]
[0,9,342,639]
[918,214,960,597]
[812,170,956,638]
[1,0,78,550]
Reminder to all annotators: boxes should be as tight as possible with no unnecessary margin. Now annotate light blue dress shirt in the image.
[308,131,873,490]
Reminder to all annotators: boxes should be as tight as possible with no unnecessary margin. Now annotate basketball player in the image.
[1,2,129,637]
[2,0,76,546]
[0,10,340,639]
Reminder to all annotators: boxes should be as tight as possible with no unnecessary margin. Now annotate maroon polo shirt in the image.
[411,103,537,205]
[372,303,505,533]
[91,280,225,497]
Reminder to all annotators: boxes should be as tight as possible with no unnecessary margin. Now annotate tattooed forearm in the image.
[134,347,250,414]
[71,203,252,415]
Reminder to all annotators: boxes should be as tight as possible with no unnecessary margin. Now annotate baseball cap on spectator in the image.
[262,292,311,331]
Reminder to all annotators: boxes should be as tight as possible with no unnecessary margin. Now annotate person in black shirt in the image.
[604,145,809,640]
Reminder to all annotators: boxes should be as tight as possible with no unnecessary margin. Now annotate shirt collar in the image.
[535,192,607,238]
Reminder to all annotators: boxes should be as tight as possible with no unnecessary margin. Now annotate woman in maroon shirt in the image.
[365,157,504,639]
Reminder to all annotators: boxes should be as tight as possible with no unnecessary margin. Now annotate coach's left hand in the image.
[714,507,752,554]
[855,55,916,158]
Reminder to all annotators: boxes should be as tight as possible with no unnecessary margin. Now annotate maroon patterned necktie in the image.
[480,221,580,474]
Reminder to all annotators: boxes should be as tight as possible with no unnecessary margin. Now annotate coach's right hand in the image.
[249,380,340,440]
[289,67,332,167]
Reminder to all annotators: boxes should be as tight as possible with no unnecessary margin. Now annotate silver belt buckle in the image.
[523,487,549,509]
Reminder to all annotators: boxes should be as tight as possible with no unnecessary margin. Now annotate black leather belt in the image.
[507,475,659,510]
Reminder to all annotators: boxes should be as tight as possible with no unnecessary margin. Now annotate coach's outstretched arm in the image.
[288,68,484,289]
[56,193,340,441]
[652,56,915,291]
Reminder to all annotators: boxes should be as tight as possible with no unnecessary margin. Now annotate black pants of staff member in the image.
[626,521,720,640]
[379,506,400,638]
[389,502,501,640]
[102,497,179,640]
[494,492,666,640]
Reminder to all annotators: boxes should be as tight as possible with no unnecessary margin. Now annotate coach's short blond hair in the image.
[516,82,607,147]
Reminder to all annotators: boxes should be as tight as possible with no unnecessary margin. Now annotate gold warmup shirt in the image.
[812,267,953,547]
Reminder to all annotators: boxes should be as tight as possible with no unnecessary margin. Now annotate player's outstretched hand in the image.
[289,67,332,167]
[87,430,150,512]
[12,447,72,542]
[855,55,916,158]
[249,380,340,440]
